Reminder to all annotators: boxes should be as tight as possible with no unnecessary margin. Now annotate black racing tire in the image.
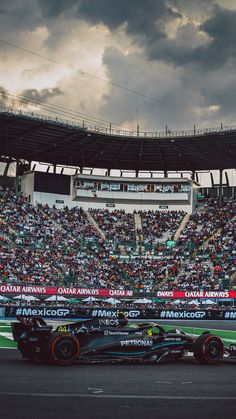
[44,332,80,366]
[194,334,224,365]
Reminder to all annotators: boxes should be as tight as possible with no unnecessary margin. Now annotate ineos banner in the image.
[4,306,236,320]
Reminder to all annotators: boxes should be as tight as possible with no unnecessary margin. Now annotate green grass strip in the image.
[0,335,16,348]
[0,327,12,332]
[162,324,236,343]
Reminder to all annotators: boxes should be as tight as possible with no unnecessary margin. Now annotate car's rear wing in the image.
[11,316,51,342]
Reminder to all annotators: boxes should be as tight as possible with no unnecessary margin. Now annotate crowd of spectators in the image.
[140,210,185,243]
[89,209,136,244]
[0,187,235,298]
[177,198,236,250]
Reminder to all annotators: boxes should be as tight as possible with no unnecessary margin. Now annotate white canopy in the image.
[173,299,181,305]
[45,295,68,301]
[13,294,40,301]
[104,297,121,304]
[203,299,217,305]
[188,299,200,305]
[134,298,152,304]
[82,296,100,303]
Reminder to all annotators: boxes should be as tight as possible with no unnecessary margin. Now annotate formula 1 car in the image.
[11,314,230,366]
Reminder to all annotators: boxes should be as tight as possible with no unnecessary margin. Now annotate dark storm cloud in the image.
[37,0,181,45]
[78,0,180,35]
[1,1,235,72]
[38,0,180,29]
[200,6,236,65]
[37,0,78,18]
[201,75,236,120]
[0,0,42,34]
[0,86,63,108]
[100,46,195,131]
[20,87,63,104]
[147,5,236,70]
[1,0,236,131]
[37,0,236,71]
[0,86,8,106]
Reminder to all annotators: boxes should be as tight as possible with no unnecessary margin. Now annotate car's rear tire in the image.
[194,334,224,365]
[44,332,80,366]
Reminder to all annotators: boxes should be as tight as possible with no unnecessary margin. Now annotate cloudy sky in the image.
[1,0,236,136]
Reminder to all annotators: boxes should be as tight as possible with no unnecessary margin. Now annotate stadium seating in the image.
[0,186,235,296]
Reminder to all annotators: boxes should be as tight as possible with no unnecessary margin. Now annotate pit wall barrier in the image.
[1,306,236,320]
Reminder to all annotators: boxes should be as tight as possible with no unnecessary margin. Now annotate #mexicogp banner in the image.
[3,306,236,320]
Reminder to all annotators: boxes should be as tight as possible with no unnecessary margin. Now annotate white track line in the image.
[0,392,235,400]
[0,333,14,340]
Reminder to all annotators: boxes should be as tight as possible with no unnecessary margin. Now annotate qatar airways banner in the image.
[0,284,235,299]
[156,290,236,299]
[0,284,133,298]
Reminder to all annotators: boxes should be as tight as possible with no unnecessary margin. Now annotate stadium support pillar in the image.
[164,170,168,178]
[3,162,10,177]
[225,171,229,187]
[219,169,223,207]
[15,159,19,197]
[191,171,195,181]
[135,169,139,178]
[210,172,214,188]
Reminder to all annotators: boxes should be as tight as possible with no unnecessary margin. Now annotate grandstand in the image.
[0,108,236,304]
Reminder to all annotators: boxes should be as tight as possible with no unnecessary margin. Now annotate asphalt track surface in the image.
[0,348,235,419]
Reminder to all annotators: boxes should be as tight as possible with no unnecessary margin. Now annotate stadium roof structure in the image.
[0,107,236,173]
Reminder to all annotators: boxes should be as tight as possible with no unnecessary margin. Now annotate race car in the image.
[11,314,228,366]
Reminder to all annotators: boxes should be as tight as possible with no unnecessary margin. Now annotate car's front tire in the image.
[44,332,80,366]
[194,334,224,365]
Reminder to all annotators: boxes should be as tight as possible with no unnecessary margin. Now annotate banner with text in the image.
[3,306,236,320]
[0,284,235,299]
[156,290,236,299]
[0,284,133,298]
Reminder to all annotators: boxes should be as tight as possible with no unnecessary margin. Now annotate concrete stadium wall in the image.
[20,171,195,212]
